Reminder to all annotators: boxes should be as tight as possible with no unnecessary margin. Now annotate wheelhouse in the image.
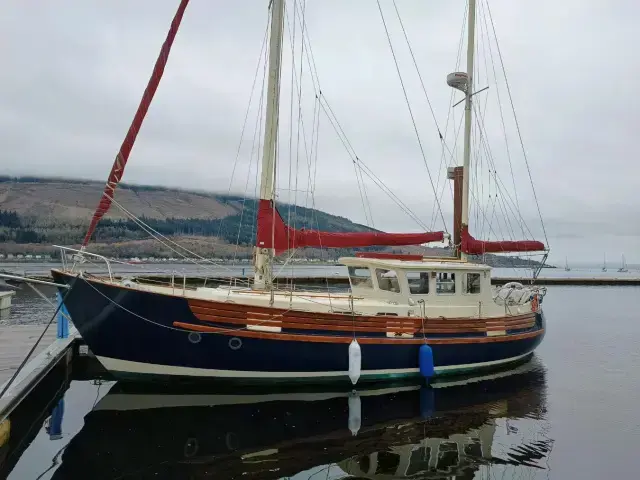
[339,256,493,307]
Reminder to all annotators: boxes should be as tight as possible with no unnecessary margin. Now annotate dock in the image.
[0,325,78,418]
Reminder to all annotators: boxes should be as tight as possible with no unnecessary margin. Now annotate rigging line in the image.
[474,121,518,242]
[472,102,535,240]
[317,100,428,230]
[308,94,373,227]
[216,21,269,244]
[229,126,260,285]
[293,5,321,95]
[430,114,465,231]
[375,0,448,232]
[391,0,442,137]
[429,2,468,231]
[281,7,321,211]
[352,157,373,227]
[104,194,250,283]
[293,0,308,238]
[478,0,525,238]
[286,0,298,233]
[318,95,429,230]
[359,159,376,228]
[311,93,321,209]
[471,99,521,229]
[234,32,270,269]
[302,95,321,221]
[250,46,270,248]
[291,92,318,258]
[485,1,549,247]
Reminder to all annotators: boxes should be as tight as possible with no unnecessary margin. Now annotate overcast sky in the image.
[1,0,638,265]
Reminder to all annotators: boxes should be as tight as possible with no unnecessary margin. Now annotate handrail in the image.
[53,245,113,281]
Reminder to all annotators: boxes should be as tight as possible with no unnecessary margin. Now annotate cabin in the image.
[339,254,500,317]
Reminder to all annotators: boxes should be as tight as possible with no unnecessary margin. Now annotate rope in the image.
[478,0,526,238]
[103,194,251,285]
[318,99,430,231]
[485,1,549,247]
[217,21,270,244]
[375,0,448,232]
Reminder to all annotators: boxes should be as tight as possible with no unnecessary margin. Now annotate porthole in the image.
[229,337,242,350]
[188,332,202,344]
[184,438,199,457]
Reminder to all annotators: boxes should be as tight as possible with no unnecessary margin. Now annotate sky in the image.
[1,0,638,265]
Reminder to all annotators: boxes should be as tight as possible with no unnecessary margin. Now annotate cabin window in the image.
[348,267,373,289]
[436,272,456,295]
[406,271,430,295]
[375,269,401,293]
[463,272,481,294]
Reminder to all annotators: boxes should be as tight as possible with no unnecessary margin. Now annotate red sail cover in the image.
[82,0,190,247]
[257,200,444,255]
[461,226,544,255]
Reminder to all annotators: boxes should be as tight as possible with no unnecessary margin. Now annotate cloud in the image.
[1,0,638,264]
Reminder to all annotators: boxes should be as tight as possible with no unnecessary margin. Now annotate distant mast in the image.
[447,0,476,261]
[254,0,285,290]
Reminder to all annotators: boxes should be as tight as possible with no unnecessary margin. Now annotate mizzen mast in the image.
[446,0,476,261]
[254,0,285,290]
[460,0,476,262]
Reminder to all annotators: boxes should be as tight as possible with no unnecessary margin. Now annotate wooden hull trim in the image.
[173,321,544,345]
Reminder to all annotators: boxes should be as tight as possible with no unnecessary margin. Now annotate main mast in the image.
[460,0,476,261]
[254,0,285,289]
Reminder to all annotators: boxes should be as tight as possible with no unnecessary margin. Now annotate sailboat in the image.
[602,253,607,272]
[564,257,571,272]
[618,254,628,273]
[51,0,549,383]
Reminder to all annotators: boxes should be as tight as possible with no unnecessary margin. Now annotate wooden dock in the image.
[0,325,77,418]
[0,325,58,386]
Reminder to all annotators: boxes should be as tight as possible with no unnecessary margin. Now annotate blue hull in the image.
[52,271,546,384]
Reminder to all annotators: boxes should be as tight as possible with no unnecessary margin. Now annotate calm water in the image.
[1,277,639,478]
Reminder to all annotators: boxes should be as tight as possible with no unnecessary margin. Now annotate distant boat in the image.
[564,257,571,271]
[602,254,607,272]
[618,254,628,273]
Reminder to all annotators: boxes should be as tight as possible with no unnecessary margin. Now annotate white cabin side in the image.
[339,257,512,318]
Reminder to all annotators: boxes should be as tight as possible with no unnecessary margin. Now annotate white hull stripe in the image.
[96,352,533,379]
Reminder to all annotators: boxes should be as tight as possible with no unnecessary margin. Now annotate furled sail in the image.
[82,0,190,246]
[460,226,545,255]
[256,200,445,255]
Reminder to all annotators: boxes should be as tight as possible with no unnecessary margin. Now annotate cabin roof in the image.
[338,256,492,271]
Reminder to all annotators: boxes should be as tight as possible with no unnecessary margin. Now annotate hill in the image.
[0,176,377,259]
[0,176,546,267]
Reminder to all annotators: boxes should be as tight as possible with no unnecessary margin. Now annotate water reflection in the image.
[49,358,551,479]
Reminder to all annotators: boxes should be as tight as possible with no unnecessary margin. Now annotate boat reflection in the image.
[52,358,551,479]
